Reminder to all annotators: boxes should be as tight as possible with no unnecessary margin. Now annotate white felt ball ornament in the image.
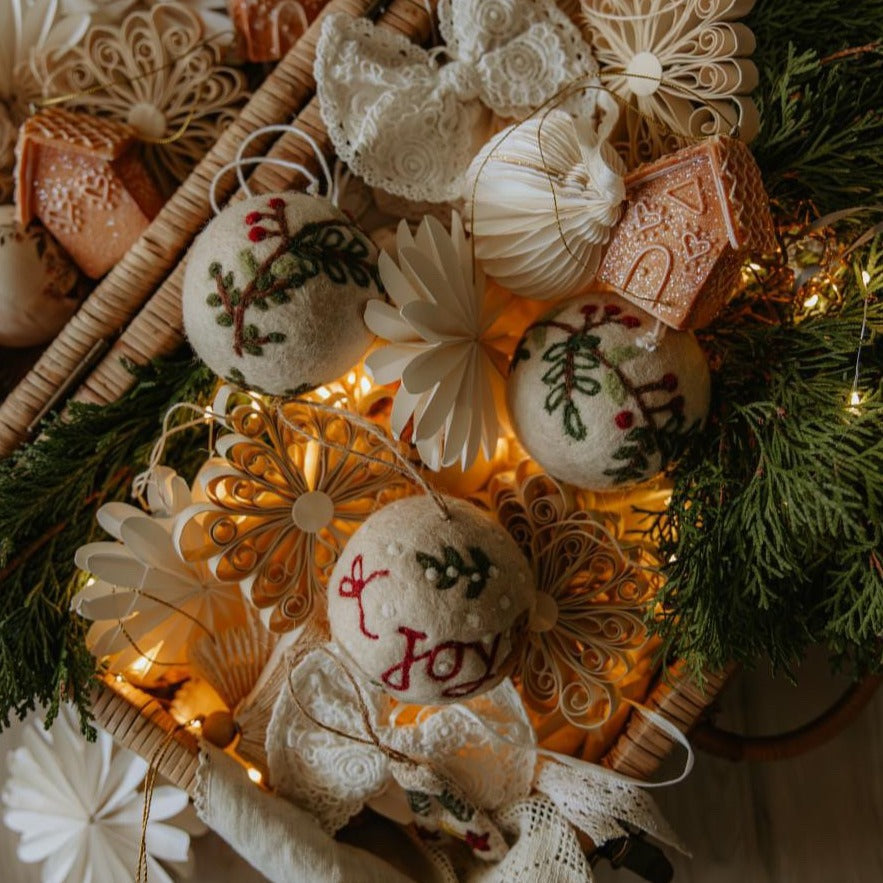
[464,109,626,300]
[327,495,535,706]
[182,192,382,394]
[0,206,79,348]
[508,291,710,490]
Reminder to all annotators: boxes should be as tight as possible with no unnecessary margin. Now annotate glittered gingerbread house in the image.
[15,107,164,279]
[596,136,775,329]
[231,0,324,62]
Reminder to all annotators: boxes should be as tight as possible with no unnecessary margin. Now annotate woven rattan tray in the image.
[4,0,731,795]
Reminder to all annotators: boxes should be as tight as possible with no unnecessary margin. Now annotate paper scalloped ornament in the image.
[174,394,412,633]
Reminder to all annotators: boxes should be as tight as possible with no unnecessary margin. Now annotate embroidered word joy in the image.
[382,627,505,700]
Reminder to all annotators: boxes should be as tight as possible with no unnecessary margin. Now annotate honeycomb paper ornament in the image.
[464,109,626,300]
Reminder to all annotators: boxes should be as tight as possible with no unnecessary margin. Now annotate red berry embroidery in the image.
[244,211,261,225]
[248,226,268,242]
[465,831,491,852]
[580,303,598,318]
[621,315,641,328]
[614,410,634,429]
[604,304,621,315]
[661,372,678,391]
[268,197,285,210]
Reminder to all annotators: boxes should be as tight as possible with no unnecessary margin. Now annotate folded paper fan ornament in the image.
[507,292,710,491]
[182,191,383,395]
[464,109,626,300]
[174,395,412,633]
[73,466,247,685]
[2,705,203,883]
[364,212,514,471]
[327,494,536,705]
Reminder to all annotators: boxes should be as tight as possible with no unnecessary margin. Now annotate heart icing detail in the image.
[635,200,663,231]
[682,232,711,261]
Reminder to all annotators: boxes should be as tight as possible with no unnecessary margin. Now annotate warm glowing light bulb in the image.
[346,372,357,385]
[190,718,203,730]
[359,376,371,394]
[803,293,819,309]
[114,673,126,684]
[862,270,871,286]
[247,767,263,785]
[85,576,96,587]
[849,390,862,408]
[316,386,332,400]
[129,655,151,675]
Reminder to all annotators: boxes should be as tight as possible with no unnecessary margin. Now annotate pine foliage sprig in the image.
[648,238,883,674]
[748,1,883,215]
[0,355,214,734]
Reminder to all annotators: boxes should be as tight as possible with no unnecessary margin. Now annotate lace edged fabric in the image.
[314,0,600,203]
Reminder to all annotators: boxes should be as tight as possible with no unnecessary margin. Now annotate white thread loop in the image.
[209,123,338,215]
[131,401,229,507]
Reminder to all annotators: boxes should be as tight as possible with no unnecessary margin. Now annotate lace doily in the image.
[314,0,600,203]
[265,644,535,836]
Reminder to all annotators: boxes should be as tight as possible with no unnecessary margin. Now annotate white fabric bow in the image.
[314,0,601,203]
[266,645,686,879]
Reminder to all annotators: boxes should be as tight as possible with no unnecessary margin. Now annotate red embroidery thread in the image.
[465,831,491,852]
[381,627,504,698]
[338,555,389,640]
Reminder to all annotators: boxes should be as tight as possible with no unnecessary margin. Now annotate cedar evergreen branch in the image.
[0,357,215,734]
[648,239,883,675]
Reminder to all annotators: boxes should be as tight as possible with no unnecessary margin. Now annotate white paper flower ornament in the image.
[2,705,203,883]
[73,466,246,684]
[364,212,514,471]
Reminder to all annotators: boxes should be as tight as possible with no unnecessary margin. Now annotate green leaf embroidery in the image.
[603,371,627,405]
[416,545,495,598]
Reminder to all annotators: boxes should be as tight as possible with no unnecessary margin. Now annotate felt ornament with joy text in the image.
[507,291,710,491]
[182,191,382,395]
[327,494,536,706]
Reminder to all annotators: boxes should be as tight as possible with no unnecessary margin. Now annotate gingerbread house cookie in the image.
[596,136,775,329]
[231,0,321,62]
[15,108,164,279]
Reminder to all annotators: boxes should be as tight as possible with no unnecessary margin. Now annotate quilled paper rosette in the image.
[174,391,414,633]
[488,462,660,735]
[583,0,761,167]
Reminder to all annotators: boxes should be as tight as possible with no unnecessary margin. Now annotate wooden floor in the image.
[3,650,881,882]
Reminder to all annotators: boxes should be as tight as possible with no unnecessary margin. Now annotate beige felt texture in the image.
[327,495,535,705]
[182,191,380,393]
[507,291,710,491]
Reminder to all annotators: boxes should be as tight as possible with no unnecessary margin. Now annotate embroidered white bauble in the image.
[182,192,382,394]
[507,292,710,490]
[327,495,535,706]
